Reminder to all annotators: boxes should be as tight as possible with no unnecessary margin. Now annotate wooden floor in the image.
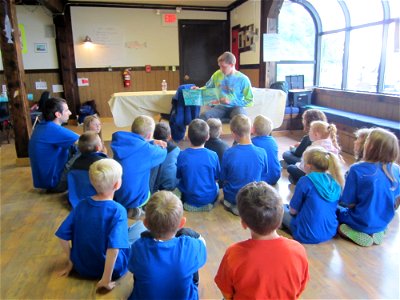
[1,119,399,299]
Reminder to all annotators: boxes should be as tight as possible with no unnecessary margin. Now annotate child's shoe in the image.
[338,224,373,247]
[223,200,239,216]
[372,231,385,245]
[183,202,214,212]
[127,207,145,220]
[280,159,288,169]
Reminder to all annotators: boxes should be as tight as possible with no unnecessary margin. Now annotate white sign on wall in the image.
[263,33,282,62]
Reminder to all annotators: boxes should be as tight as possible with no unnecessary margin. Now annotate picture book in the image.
[182,88,220,106]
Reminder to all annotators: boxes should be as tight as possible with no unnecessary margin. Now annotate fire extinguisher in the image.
[123,69,131,88]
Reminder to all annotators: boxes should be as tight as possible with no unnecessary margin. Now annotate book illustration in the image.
[182,88,220,106]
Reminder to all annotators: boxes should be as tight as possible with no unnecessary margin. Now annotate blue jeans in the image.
[200,105,247,122]
[128,221,147,245]
[287,165,306,184]
[282,150,301,165]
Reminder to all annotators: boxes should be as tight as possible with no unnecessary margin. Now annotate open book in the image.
[182,88,220,106]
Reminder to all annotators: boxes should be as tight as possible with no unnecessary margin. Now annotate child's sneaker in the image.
[338,224,373,247]
[223,200,239,216]
[127,207,145,220]
[280,159,288,169]
[183,202,214,212]
[372,231,385,245]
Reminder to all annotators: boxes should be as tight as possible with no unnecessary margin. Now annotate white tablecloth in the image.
[108,88,287,128]
[108,91,176,127]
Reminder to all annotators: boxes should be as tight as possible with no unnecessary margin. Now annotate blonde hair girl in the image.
[338,128,400,247]
[353,128,372,161]
[282,109,327,167]
[282,146,344,244]
[83,115,107,154]
[309,121,341,155]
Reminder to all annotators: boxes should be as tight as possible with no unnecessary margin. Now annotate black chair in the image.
[0,102,12,144]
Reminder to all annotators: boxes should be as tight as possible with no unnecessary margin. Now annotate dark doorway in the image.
[179,20,229,87]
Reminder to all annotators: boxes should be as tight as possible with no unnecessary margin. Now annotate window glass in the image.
[277,64,314,88]
[383,22,400,94]
[278,1,315,60]
[345,0,383,26]
[307,0,345,31]
[388,0,400,18]
[319,32,345,89]
[347,25,382,92]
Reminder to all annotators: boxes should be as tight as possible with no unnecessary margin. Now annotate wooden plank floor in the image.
[1,119,399,299]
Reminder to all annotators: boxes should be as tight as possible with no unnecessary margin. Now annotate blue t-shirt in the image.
[150,142,180,193]
[177,148,220,206]
[252,135,281,185]
[111,131,167,208]
[28,121,79,189]
[55,198,130,279]
[290,176,340,244]
[339,162,400,234]
[221,144,268,203]
[128,235,207,300]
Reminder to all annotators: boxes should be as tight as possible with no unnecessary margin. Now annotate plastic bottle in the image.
[161,80,167,92]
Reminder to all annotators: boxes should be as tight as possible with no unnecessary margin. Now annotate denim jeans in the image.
[200,105,247,122]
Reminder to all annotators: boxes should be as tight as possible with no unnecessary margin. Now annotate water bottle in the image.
[161,80,167,93]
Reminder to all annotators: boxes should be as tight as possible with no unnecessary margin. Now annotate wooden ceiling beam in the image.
[38,0,65,14]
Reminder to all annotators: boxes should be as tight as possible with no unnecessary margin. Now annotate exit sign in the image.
[162,13,177,26]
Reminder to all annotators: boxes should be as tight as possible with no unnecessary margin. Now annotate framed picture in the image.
[34,43,48,53]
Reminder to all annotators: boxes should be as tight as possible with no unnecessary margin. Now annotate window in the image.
[276,0,400,95]
[276,1,315,88]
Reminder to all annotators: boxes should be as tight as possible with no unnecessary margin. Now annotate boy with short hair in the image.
[205,118,230,165]
[67,131,107,207]
[56,159,131,291]
[149,122,180,193]
[177,119,220,212]
[70,131,107,170]
[111,115,167,218]
[128,191,207,300]
[215,181,309,299]
[220,114,268,215]
[251,115,281,185]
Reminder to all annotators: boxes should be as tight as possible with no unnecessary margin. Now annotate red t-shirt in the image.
[215,237,309,299]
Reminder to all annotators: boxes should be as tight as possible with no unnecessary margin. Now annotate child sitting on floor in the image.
[215,181,309,299]
[353,128,372,162]
[83,115,107,154]
[177,119,220,212]
[204,118,230,165]
[281,108,327,167]
[149,122,180,193]
[128,191,207,299]
[56,159,131,291]
[111,115,167,219]
[251,115,281,185]
[287,120,341,184]
[220,114,268,215]
[282,146,344,244]
[338,127,400,247]
[67,131,108,207]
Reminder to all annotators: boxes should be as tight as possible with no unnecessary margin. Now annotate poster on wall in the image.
[18,24,28,54]
[263,33,281,62]
[35,81,48,90]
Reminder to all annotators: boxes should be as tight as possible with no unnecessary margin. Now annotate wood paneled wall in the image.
[313,88,400,155]
[1,71,62,106]
[313,88,400,122]
[77,70,180,117]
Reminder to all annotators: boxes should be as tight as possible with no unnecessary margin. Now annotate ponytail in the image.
[327,123,341,153]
